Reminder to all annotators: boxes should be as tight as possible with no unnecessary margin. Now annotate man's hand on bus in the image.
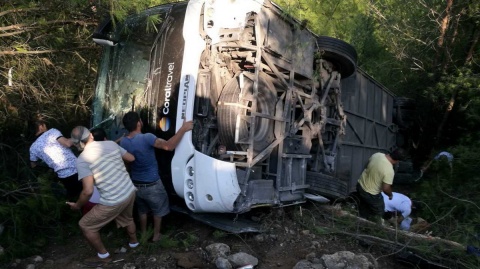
[154,120,194,151]
[180,120,194,133]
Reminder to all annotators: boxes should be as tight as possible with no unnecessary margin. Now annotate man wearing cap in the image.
[382,191,413,230]
[30,118,82,199]
[66,126,139,266]
[120,111,193,242]
[356,148,407,223]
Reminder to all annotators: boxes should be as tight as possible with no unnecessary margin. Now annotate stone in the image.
[205,243,230,262]
[321,251,374,269]
[227,252,258,267]
[293,260,325,269]
[215,257,232,269]
[32,255,43,263]
[254,234,265,242]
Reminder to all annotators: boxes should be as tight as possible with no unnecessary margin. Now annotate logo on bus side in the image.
[162,62,175,115]
[159,117,170,132]
[182,75,189,119]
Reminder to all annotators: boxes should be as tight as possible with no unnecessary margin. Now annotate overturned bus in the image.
[91,0,401,214]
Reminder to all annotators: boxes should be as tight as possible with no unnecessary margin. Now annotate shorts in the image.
[79,191,136,232]
[135,180,170,217]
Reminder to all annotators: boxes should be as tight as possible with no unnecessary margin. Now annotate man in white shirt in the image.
[381,192,413,230]
[30,119,82,199]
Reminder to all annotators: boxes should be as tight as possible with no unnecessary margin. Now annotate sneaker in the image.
[129,241,140,248]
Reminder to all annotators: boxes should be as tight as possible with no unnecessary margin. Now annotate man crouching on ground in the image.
[356,148,407,224]
[66,126,139,266]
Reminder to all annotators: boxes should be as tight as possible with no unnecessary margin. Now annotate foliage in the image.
[296,202,480,268]
[0,0,181,260]
[0,143,81,263]
[212,229,227,239]
[274,0,367,41]
[0,0,479,264]
[415,143,480,247]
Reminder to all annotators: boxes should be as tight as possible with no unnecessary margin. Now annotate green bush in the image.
[415,143,480,246]
[0,144,81,264]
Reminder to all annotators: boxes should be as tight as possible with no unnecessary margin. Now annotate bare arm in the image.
[66,175,93,210]
[122,151,135,162]
[154,120,194,151]
[382,183,393,200]
[57,136,73,148]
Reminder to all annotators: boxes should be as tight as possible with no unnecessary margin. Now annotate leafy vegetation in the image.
[0,0,479,266]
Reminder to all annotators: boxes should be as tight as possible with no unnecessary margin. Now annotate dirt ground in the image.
[11,202,416,269]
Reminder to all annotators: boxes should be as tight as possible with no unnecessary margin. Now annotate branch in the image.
[0,7,46,17]
[0,20,96,31]
[0,30,33,37]
[0,47,98,56]
[317,204,465,250]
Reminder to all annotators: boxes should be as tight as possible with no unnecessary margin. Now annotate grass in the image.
[212,230,227,239]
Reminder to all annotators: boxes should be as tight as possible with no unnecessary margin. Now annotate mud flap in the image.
[171,205,265,234]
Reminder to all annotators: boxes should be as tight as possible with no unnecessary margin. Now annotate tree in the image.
[0,0,178,259]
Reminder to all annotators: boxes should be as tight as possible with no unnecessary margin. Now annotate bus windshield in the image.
[91,6,172,134]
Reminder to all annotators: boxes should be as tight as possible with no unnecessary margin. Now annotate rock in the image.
[206,243,230,262]
[227,252,258,267]
[311,241,321,249]
[215,257,232,269]
[0,245,4,256]
[254,234,265,242]
[293,260,325,269]
[32,255,43,263]
[122,263,136,269]
[306,252,321,264]
[321,251,375,269]
[268,234,278,240]
[26,264,35,269]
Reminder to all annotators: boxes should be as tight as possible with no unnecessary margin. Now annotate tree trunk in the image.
[465,27,480,64]
[437,0,453,48]
[434,0,453,71]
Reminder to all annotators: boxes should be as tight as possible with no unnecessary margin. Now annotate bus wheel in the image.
[217,72,276,154]
[316,36,357,78]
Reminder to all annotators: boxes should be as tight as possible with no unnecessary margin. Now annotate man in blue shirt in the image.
[120,111,193,242]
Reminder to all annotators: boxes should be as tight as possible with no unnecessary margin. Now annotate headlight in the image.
[187,179,194,189]
[187,166,194,176]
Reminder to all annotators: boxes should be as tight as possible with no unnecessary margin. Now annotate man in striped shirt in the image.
[66,126,139,266]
